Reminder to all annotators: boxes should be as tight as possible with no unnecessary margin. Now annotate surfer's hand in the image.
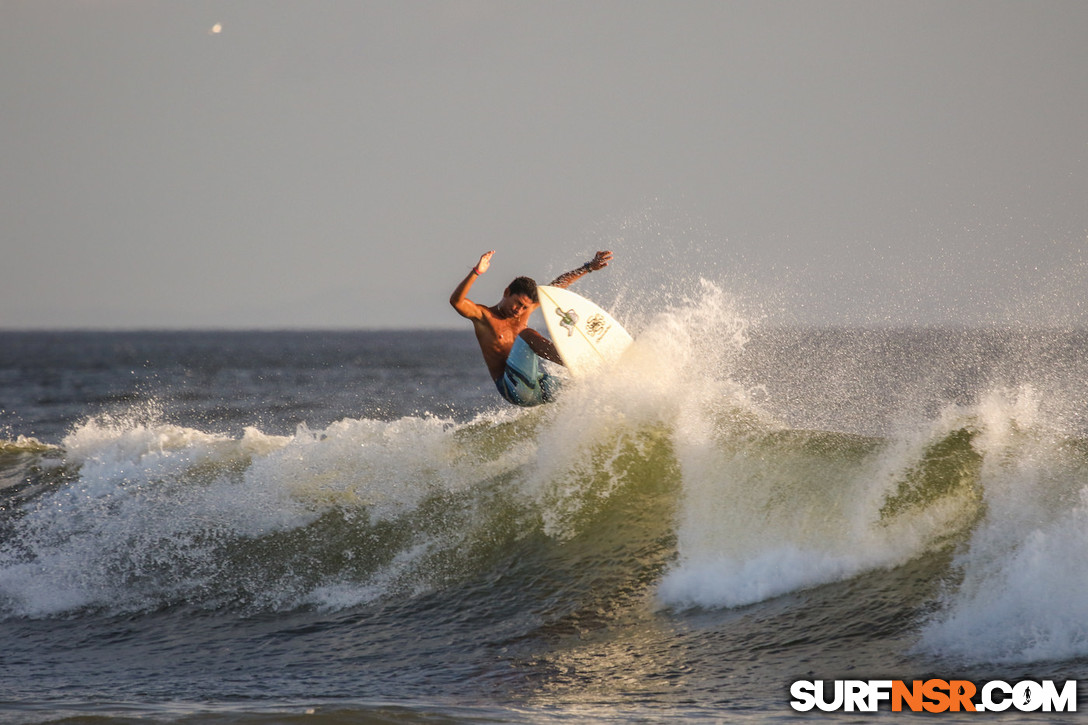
[587,250,612,271]
[475,251,495,275]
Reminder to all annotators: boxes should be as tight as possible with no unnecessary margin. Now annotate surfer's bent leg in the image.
[494,337,560,407]
[495,366,546,407]
[518,328,563,366]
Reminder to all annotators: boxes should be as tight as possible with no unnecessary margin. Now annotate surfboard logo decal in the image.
[585,313,611,342]
[555,307,579,336]
[536,285,632,376]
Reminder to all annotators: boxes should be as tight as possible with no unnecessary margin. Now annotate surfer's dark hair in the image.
[507,276,538,303]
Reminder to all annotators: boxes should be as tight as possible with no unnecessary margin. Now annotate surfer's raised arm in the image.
[550,250,613,289]
[450,250,495,319]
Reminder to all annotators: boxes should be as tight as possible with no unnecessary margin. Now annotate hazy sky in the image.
[3,1,1086,329]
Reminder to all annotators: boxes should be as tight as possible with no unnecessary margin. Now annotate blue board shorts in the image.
[495,336,560,407]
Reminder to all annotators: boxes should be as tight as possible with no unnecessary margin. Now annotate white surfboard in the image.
[537,285,633,376]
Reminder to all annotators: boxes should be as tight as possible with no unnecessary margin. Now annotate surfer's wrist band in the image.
[472,266,482,275]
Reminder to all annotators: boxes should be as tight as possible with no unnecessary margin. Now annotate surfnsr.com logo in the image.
[790,679,1077,713]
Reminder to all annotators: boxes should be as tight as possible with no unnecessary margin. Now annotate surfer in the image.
[450,250,613,406]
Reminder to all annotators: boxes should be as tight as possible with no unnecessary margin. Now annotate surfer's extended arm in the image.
[550,250,613,289]
[450,251,495,319]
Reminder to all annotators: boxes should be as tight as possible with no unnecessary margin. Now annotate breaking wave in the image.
[3,283,1088,668]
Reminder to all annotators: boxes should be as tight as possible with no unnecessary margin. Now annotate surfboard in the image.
[537,285,633,376]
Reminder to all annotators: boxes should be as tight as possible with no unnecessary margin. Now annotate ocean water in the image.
[3,291,1088,723]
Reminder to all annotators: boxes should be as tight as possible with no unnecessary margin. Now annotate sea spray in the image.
[919,386,1088,663]
[656,307,1002,610]
[646,284,891,609]
[519,279,751,539]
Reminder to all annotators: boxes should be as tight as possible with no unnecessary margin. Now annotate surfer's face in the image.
[500,292,534,317]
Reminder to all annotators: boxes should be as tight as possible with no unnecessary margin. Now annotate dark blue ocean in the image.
[4,304,1088,722]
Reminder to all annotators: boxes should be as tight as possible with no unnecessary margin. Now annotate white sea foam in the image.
[0,399,547,617]
[656,413,960,610]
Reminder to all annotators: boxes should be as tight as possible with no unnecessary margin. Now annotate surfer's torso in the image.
[471,297,534,381]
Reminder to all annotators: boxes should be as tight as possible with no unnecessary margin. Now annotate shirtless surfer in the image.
[450,250,613,406]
